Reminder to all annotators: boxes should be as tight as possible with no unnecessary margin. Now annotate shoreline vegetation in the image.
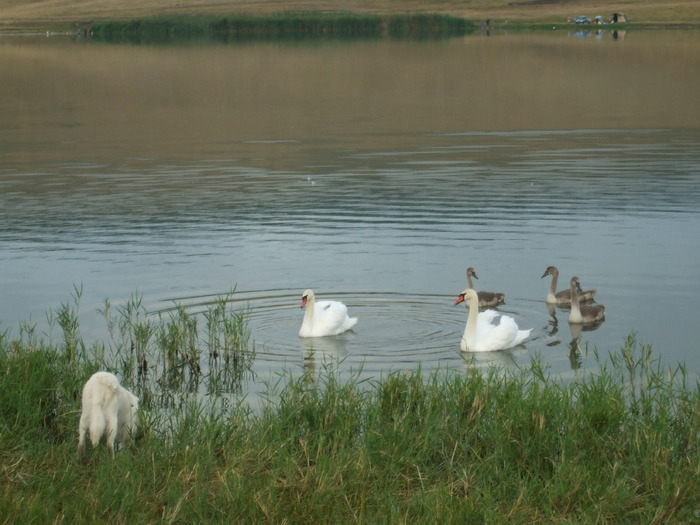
[89,14,477,43]
[1,291,699,521]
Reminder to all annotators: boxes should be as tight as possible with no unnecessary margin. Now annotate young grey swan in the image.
[541,265,596,305]
[568,277,605,324]
[466,267,506,308]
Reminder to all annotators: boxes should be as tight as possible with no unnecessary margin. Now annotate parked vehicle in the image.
[574,15,591,24]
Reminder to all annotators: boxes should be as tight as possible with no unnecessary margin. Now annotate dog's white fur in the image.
[77,372,139,457]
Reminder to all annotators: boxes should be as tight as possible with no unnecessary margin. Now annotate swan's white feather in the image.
[457,289,531,352]
[299,290,358,338]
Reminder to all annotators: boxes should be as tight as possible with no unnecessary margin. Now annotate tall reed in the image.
[47,284,87,366]
[99,289,255,407]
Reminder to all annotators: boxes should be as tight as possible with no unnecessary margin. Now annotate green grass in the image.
[90,13,476,43]
[1,293,699,523]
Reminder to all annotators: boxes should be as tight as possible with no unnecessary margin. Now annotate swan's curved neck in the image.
[549,271,558,295]
[466,272,474,289]
[463,293,480,348]
[569,282,581,318]
[303,295,315,324]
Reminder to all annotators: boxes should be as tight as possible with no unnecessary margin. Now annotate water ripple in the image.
[157,290,549,379]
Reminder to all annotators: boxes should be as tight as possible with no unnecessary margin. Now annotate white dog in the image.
[77,371,140,457]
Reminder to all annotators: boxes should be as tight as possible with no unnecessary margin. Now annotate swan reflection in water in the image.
[460,347,521,370]
[545,302,605,370]
[300,332,354,378]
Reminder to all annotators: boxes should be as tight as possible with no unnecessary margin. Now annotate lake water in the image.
[2,29,699,404]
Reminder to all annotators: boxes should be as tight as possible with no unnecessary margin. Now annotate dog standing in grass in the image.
[77,371,140,458]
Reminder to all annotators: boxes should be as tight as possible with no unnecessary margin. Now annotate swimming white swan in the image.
[541,265,596,305]
[299,289,358,338]
[454,289,531,352]
[466,267,506,308]
[568,277,605,324]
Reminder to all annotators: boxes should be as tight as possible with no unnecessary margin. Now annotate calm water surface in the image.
[2,30,699,404]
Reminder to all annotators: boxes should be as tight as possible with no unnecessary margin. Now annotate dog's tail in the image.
[86,373,120,447]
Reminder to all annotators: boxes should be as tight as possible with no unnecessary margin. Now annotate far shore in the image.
[1,0,699,34]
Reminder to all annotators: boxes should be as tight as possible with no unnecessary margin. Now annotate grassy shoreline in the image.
[1,293,699,522]
[88,13,476,43]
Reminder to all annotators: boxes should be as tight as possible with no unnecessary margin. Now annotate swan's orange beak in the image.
[300,296,308,308]
[454,294,465,305]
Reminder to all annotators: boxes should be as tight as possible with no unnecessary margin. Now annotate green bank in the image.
[88,13,476,42]
[1,290,698,522]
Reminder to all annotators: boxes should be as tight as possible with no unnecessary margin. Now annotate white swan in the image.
[542,265,596,305]
[299,289,358,338]
[454,289,531,352]
[466,267,506,308]
[568,277,605,324]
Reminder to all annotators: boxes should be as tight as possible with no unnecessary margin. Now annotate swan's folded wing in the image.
[512,328,532,347]
[486,315,528,351]
[314,300,357,336]
[477,310,499,326]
